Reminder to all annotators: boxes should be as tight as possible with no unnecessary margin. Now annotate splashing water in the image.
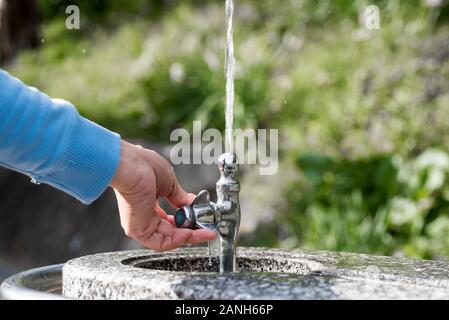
[225,0,235,154]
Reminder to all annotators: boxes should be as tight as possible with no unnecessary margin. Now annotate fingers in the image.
[155,202,168,219]
[140,222,217,251]
[144,232,165,250]
[168,228,196,249]
[142,227,190,251]
[186,229,217,244]
[166,179,196,209]
[155,202,178,227]
[157,219,174,237]
[142,147,195,209]
[114,170,159,241]
[165,214,176,225]
[168,228,216,248]
[115,143,214,252]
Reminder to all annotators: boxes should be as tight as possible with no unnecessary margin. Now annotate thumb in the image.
[166,179,196,208]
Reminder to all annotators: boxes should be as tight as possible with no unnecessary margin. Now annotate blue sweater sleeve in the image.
[0,69,121,204]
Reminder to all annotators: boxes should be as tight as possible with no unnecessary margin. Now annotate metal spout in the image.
[215,153,240,272]
[174,153,241,273]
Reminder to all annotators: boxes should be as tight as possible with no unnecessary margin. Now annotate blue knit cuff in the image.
[43,115,121,204]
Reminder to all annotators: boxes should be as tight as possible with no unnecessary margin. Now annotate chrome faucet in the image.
[174,153,241,273]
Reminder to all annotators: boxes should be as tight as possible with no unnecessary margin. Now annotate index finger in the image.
[166,178,196,209]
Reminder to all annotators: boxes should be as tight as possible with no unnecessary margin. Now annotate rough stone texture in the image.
[63,247,449,300]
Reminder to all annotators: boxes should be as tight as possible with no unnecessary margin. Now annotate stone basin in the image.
[62,247,449,300]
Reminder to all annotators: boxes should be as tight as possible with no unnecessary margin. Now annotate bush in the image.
[284,149,449,259]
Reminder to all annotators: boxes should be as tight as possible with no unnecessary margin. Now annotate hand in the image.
[110,140,216,251]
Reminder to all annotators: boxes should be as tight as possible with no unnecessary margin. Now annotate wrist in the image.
[111,140,139,191]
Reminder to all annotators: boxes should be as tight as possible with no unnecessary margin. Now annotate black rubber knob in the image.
[175,208,187,227]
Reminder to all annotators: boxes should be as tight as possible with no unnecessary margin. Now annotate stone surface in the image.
[63,247,449,300]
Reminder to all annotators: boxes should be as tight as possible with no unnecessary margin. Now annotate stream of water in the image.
[207,241,213,267]
[224,0,235,154]
[206,1,236,267]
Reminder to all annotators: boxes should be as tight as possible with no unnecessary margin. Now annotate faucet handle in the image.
[174,190,216,231]
[192,189,210,206]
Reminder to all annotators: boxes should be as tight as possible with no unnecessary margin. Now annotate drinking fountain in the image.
[4,151,449,300]
[174,153,240,273]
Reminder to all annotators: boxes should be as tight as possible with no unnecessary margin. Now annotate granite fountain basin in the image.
[60,247,449,300]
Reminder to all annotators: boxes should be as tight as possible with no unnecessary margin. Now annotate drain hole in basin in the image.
[123,256,312,274]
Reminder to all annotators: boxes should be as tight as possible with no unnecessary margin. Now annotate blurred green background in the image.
[4,0,449,260]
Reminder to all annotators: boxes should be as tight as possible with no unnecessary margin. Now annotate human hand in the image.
[110,140,216,251]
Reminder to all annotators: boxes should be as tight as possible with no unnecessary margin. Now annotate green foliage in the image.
[11,20,149,137]
[285,149,449,259]
[37,0,159,23]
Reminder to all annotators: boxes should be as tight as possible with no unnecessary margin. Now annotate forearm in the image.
[0,69,121,204]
